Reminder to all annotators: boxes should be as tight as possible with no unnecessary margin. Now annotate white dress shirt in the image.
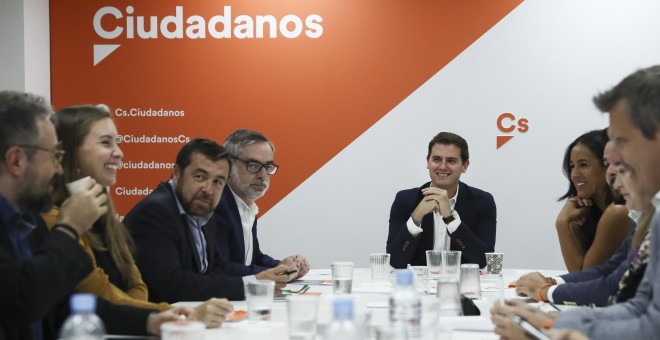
[229,186,259,266]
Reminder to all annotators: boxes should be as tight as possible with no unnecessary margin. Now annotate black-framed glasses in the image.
[232,157,279,175]
[17,142,65,165]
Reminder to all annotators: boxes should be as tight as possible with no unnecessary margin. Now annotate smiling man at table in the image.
[124,138,296,303]
[387,132,497,269]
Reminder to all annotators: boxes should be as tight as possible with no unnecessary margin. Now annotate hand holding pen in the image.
[281,254,311,279]
[293,254,311,278]
[255,263,297,293]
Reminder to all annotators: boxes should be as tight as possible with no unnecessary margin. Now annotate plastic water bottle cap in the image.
[333,298,354,319]
[70,293,96,313]
[396,269,414,285]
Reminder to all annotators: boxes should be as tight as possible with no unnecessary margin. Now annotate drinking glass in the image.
[408,265,429,294]
[245,280,275,323]
[425,250,443,278]
[442,251,461,281]
[287,295,319,340]
[370,253,391,281]
[436,278,462,317]
[331,261,354,295]
[485,252,504,274]
[459,264,481,299]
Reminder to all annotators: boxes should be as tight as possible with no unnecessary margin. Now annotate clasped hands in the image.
[412,187,452,224]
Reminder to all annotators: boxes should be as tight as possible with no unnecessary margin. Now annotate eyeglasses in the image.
[232,157,279,175]
[17,142,65,165]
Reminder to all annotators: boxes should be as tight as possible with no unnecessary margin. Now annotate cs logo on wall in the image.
[496,112,528,149]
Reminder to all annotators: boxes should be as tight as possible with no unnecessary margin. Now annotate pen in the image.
[547,301,561,312]
[499,272,504,303]
[283,269,298,276]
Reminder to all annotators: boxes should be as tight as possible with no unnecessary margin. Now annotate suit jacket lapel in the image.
[454,181,468,213]
[223,188,246,261]
[163,182,204,273]
[202,218,216,267]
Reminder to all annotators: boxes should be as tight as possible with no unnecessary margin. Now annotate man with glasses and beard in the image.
[124,138,296,304]
[0,91,187,339]
[214,129,310,277]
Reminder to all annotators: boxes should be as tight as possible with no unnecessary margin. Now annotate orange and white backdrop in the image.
[49,0,660,269]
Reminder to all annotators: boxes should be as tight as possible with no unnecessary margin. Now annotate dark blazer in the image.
[0,214,153,339]
[387,181,496,269]
[124,181,245,303]
[551,211,660,338]
[214,187,280,276]
[552,221,635,306]
[0,215,92,340]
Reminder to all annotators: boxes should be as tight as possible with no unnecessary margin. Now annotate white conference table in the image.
[175,267,567,339]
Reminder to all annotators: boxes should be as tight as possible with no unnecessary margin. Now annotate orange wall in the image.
[50,0,523,217]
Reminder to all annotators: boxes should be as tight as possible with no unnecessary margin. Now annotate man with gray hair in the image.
[215,129,310,277]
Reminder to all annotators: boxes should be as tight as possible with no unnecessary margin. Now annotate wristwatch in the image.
[442,210,457,224]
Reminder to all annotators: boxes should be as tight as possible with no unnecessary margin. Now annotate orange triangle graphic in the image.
[497,135,514,149]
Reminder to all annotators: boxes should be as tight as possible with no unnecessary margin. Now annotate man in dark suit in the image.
[387,132,496,269]
[214,129,310,277]
[124,138,295,304]
[0,91,185,339]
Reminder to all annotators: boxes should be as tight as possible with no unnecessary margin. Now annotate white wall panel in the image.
[260,0,660,270]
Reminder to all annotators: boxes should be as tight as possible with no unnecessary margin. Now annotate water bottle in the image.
[323,298,359,340]
[59,293,106,340]
[390,269,421,339]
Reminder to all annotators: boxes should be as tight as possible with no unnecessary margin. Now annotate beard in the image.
[17,193,53,213]
[609,178,626,205]
[17,170,56,213]
[234,177,268,203]
[612,191,626,205]
[175,180,214,218]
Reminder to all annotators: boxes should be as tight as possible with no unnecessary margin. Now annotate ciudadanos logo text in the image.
[92,5,324,65]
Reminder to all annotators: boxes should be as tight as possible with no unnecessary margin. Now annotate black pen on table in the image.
[283,269,298,276]
[547,301,562,312]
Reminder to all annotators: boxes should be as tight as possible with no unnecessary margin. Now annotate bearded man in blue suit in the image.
[387,132,497,269]
[215,129,310,277]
